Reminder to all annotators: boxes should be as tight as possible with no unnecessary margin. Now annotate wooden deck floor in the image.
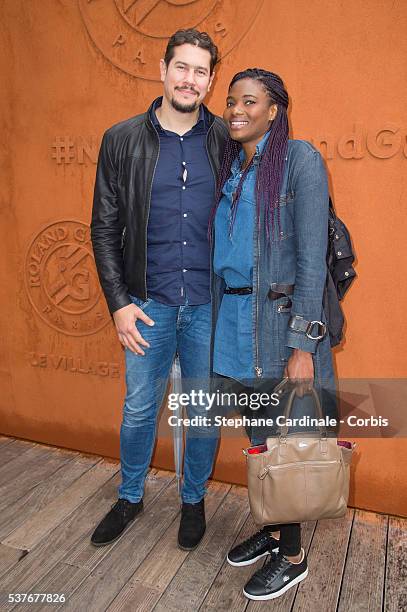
[0,436,405,612]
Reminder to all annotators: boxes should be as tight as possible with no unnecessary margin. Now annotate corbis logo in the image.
[79,0,264,80]
[25,220,110,336]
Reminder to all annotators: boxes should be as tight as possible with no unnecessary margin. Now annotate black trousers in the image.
[215,375,305,556]
[265,522,301,557]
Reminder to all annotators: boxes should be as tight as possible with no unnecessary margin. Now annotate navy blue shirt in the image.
[146,98,215,306]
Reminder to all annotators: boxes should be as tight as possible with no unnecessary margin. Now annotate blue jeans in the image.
[118,296,219,504]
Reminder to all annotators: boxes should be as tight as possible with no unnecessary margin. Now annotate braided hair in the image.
[209,68,289,239]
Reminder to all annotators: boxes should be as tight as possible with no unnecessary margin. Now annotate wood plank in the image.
[292,509,354,612]
[0,446,77,508]
[63,469,174,570]
[249,520,316,612]
[0,435,14,447]
[3,458,115,550]
[106,480,231,612]
[0,543,26,581]
[45,476,182,611]
[6,470,174,612]
[0,443,53,484]
[384,516,407,612]
[203,518,316,612]
[0,454,100,540]
[338,510,387,612]
[0,438,400,612]
[0,439,35,470]
[7,564,89,610]
[199,513,265,612]
[152,485,251,612]
[0,461,121,610]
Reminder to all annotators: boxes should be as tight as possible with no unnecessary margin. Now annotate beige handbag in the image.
[246,385,354,525]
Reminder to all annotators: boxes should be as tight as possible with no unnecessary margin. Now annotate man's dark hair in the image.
[164,29,219,74]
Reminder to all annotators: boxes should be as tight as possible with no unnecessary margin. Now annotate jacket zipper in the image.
[255,186,262,378]
[144,121,160,299]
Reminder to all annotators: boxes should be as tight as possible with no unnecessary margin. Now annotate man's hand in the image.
[113,304,155,355]
[284,349,314,397]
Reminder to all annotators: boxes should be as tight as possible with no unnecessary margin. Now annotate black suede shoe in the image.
[243,549,308,600]
[177,499,206,550]
[227,527,280,567]
[90,498,143,546]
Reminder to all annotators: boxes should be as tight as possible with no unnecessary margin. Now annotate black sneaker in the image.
[227,528,280,567]
[90,498,143,546]
[178,499,206,550]
[243,549,308,600]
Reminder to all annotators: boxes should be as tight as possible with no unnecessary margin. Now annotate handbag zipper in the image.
[258,459,341,479]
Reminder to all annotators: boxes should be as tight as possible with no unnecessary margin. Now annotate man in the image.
[90,29,227,550]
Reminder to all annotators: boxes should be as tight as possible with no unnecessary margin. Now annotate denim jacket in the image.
[210,139,335,386]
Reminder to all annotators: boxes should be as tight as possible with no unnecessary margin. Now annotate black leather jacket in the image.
[91,98,228,314]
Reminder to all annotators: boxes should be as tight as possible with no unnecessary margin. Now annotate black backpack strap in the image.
[323,195,356,346]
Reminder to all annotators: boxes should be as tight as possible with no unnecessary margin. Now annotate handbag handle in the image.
[277,386,327,439]
[272,377,290,397]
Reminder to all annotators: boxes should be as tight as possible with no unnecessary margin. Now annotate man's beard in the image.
[171,93,199,114]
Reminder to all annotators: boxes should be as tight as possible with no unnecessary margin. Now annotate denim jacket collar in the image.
[230,130,271,176]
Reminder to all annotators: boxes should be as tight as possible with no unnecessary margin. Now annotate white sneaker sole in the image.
[243,567,308,600]
[227,547,279,567]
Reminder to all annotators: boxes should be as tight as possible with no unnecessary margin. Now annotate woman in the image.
[210,68,336,601]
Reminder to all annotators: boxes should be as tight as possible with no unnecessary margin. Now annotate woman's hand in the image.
[284,349,314,397]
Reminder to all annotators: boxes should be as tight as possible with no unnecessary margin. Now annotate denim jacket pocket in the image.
[272,192,295,242]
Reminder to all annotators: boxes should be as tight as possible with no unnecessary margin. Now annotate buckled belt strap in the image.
[271,283,294,295]
[268,283,294,300]
[224,287,253,295]
[288,315,327,340]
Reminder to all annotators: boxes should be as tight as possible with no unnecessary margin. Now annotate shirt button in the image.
[183,213,188,218]
[180,137,184,141]
[344,271,349,277]
[183,241,187,245]
[182,161,186,165]
[337,251,342,256]
[182,186,186,190]
[183,268,187,273]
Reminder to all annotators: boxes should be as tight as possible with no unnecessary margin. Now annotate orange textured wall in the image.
[1,0,406,517]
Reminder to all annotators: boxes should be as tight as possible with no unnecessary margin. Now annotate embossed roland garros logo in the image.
[116,0,218,36]
[25,220,111,336]
[79,0,264,80]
